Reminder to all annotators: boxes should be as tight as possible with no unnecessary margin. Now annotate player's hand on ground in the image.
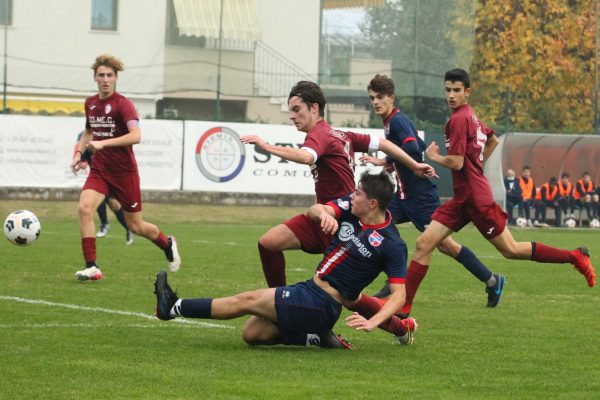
[319,211,338,235]
[414,162,438,179]
[359,154,385,167]
[240,135,268,149]
[345,312,377,332]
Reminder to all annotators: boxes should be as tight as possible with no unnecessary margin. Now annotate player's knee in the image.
[243,317,278,346]
[126,220,143,235]
[78,203,95,219]
[415,234,435,255]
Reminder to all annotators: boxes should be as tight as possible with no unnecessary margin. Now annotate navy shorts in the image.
[274,279,342,334]
[389,192,441,232]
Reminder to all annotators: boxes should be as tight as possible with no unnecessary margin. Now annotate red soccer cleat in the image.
[572,247,596,287]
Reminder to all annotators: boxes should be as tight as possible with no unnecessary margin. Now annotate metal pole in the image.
[412,1,419,122]
[216,0,224,121]
[2,0,8,113]
[595,0,599,134]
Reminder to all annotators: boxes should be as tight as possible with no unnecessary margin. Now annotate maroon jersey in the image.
[301,120,375,203]
[85,92,139,175]
[444,104,495,205]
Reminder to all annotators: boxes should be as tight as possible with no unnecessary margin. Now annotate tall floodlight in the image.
[216,0,224,121]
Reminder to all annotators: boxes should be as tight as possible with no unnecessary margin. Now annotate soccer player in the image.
[154,171,418,348]
[75,132,133,245]
[70,54,180,281]
[410,68,595,290]
[360,74,504,316]
[240,81,435,288]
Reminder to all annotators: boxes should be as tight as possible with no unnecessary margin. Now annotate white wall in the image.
[3,0,166,108]
[255,0,320,78]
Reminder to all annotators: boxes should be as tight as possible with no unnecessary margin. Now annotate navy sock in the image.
[455,246,493,282]
[97,202,108,226]
[280,333,312,346]
[180,298,213,318]
[114,208,128,230]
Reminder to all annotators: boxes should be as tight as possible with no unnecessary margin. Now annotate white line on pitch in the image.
[190,240,242,246]
[0,295,233,329]
[0,323,203,329]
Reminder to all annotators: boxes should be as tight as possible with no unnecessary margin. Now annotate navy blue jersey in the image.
[316,196,408,300]
[383,109,437,200]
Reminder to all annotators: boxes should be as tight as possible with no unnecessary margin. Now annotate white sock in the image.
[170,299,182,318]
[486,274,497,288]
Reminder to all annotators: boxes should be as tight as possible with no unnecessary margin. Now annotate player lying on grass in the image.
[154,171,417,349]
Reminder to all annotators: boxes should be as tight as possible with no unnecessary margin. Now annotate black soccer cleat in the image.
[154,270,178,320]
[486,272,506,308]
[317,330,354,350]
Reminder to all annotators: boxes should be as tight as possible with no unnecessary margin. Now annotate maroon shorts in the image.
[82,170,142,213]
[284,213,332,254]
[432,198,507,239]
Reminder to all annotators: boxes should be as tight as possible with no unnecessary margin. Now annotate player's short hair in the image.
[444,68,470,89]
[367,74,395,96]
[359,170,394,211]
[91,54,124,75]
[288,81,326,117]
[522,165,531,171]
[561,172,570,179]
[549,177,558,184]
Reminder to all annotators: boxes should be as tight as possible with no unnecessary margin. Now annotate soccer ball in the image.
[515,217,527,227]
[590,218,600,229]
[564,218,577,228]
[3,210,41,246]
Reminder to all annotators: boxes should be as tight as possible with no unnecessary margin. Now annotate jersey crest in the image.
[368,231,384,247]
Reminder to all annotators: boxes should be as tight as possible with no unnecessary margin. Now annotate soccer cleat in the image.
[486,273,506,307]
[395,317,418,345]
[164,236,181,272]
[317,330,354,350]
[75,265,104,281]
[154,270,178,321]
[96,224,110,238]
[372,282,391,299]
[125,230,134,245]
[572,247,596,287]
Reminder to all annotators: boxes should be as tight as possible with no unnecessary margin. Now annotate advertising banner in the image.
[182,121,384,194]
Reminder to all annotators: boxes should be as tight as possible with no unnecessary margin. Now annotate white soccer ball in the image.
[590,218,600,229]
[564,218,577,228]
[516,217,527,227]
[3,210,41,246]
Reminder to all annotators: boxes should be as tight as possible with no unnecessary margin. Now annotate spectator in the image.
[535,177,560,227]
[558,173,574,220]
[504,169,523,225]
[574,172,598,222]
[518,166,536,227]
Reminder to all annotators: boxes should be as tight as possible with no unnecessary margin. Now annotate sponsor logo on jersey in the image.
[338,222,372,258]
[195,126,246,183]
[337,199,349,210]
[368,231,384,247]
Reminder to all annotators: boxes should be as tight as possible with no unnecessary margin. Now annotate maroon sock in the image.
[153,231,169,250]
[531,242,575,264]
[258,243,286,287]
[405,261,430,306]
[82,237,96,264]
[348,295,406,336]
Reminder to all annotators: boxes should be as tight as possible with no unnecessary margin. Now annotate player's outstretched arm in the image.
[345,284,405,332]
[378,138,437,178]
[240,134,314,165]
[308,203,338,235]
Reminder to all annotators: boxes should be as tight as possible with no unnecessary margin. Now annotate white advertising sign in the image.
[0,115,183,191]
[182,121,384,194]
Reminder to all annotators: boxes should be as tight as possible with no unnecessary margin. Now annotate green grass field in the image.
[0,199,598,399]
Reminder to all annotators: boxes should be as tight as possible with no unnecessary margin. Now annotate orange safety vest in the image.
[536,183,558,201]
[519,177,535,200]
[574,179,594,200]
[558,181,572,197]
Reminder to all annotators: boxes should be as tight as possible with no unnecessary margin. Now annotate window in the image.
[91,0,118,31]
[0,0,13,26]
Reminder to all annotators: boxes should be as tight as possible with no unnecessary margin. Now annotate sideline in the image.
[0,295,233,329]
